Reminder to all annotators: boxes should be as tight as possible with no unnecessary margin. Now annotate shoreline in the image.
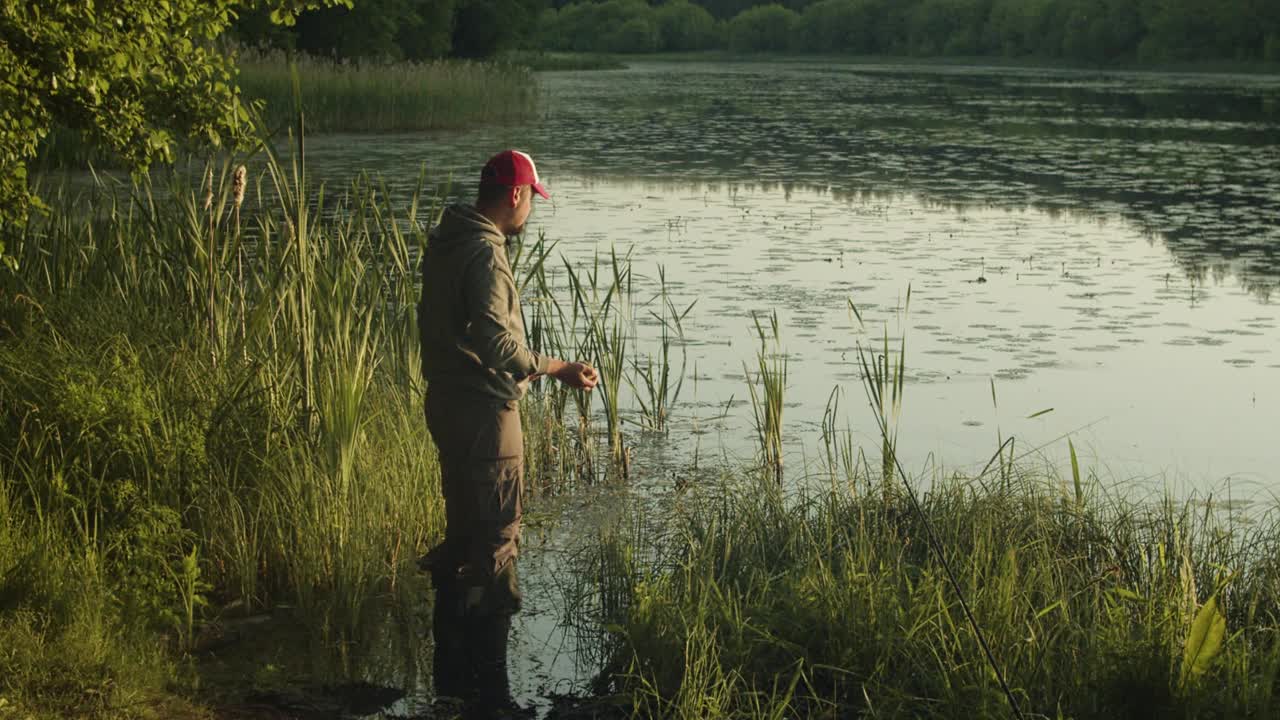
[548,50,1280,77]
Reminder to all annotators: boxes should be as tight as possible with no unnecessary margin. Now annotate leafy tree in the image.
[398,0,457,59]
[539,0,658,53]
[727,4,801,52]
[293,0,426,59]
[985,0,1053,56]
[235,0,456,59]
[610,15,662,52]
[452,0,545,57]
[0,0,347,260]
[700,0,770,21]
[906,0,991,55]
[795,0,886,53]
[655,0,721,51]
[1059,0,1142,61]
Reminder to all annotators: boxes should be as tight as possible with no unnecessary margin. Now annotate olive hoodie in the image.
[417,204,551,403]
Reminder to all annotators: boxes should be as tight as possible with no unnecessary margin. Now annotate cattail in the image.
[231,165,247,210]
[202,167,213,211]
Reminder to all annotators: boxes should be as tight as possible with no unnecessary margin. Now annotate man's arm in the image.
[464,249,599,390]
[465,249,551,377]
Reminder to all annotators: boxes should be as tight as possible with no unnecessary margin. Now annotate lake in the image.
[297,60,1280,713]
[305,59,1280,495]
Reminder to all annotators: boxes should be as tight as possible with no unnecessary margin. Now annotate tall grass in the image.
[34,51,539,171]
[586,468,1280,718]
[628,265,694,433]
[745,311,786,483]
[0,128,447,711]
[573,302,1280,718]
[237,49,539,133]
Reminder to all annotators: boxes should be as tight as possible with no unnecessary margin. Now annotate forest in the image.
[236,0,1280,63]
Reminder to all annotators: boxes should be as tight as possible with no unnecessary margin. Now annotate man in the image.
[416,149,598,715]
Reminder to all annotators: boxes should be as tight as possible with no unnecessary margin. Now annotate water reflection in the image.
[305,60,1280,300]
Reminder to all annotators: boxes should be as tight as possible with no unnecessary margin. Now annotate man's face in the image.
[511,185,534,235]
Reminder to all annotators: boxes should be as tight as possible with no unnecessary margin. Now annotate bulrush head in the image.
[232,165,247,209]
[203,167,214,212]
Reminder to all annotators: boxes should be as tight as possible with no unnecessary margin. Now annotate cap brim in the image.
[532,182,551,199]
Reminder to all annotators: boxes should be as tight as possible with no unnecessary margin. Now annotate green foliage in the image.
[235,0,542,60]
[0,145,449,709]
[794,0,886,53]
[236,50,538,132]
[655,1,722,51]
[985,0,1053,56]
[292,0,452,59]
[595,474,1280,718]
[904,0,989,55]
[540,0,667,53]
[0,0,349,249]
[453,0,546,57]
[524,0,1280,67]
[727,4,801,52]
[1059,0,1144,61]
[1180,594,1228,690]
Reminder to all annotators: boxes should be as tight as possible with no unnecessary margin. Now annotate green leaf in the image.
[1179,594,1227,690]
[1068,438,1082,507]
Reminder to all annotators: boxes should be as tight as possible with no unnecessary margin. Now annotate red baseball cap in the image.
[481,149,550,199]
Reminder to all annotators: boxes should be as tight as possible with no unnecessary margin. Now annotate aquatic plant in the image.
[585,449,1280,719]
[745,310,786,483]
[237,50,539,134]
[628,265,695,433]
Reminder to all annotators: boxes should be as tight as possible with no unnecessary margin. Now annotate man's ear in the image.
[509,185,522,208]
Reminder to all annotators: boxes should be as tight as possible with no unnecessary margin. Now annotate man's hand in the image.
[546,358,599,391]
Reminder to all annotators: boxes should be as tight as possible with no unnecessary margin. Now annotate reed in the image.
[628,265,694,433]
[583,462,1280,719]
[745,310,786,483]
[564,248,633,478]
[0,126,449,710]
[237,50,539,133]
[856,286,909,488]
[518,231,602,490]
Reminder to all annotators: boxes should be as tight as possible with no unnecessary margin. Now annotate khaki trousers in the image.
[424,386,523,614]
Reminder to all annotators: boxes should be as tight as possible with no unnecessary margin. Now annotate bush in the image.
[727,4,800,52]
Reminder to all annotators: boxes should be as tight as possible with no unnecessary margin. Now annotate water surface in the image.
[299,60,1280,713]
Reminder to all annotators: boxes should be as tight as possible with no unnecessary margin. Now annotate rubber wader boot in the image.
[467,612,538,719]
[460,560,531,718]
[431,567,474,701]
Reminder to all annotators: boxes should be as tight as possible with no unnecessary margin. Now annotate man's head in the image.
[475,150,550,236]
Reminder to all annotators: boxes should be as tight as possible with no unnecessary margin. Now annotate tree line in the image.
[536,0,1280,61]
[232,0,1280,64]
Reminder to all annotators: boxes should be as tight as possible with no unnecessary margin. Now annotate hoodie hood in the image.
[430,204,506,251]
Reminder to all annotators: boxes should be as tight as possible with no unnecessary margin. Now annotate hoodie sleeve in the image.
[464,246,552,377]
